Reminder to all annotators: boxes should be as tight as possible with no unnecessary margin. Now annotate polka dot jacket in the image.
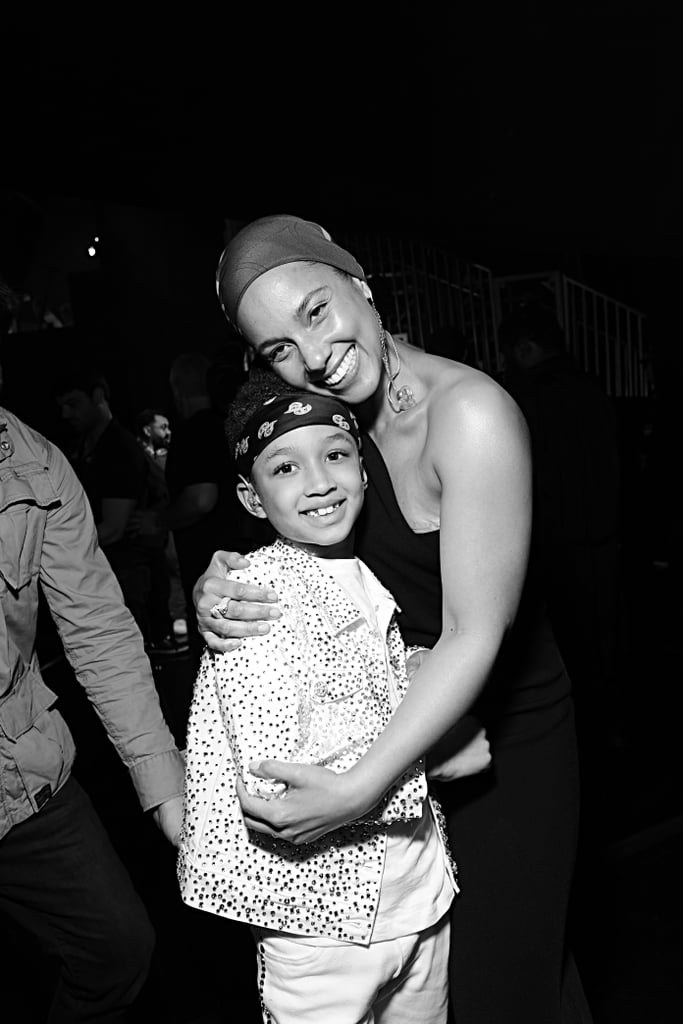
[177,538,455,944]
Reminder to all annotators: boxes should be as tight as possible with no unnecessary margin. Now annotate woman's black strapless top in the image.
[355,434,572,729]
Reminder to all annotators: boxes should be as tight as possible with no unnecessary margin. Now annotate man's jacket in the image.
[0,408,184,841]
[178,539,455,944]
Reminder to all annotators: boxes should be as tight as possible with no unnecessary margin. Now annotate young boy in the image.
[177,372,457,1024]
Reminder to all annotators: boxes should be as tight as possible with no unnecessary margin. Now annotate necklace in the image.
[373,308,417,414]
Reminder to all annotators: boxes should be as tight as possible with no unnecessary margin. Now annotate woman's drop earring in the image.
[374,308,416,414]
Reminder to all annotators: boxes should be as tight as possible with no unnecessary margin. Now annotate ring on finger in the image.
[210,598,231,619]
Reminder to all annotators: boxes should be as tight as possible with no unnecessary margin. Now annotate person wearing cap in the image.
[178,370,473,1024]
[194,216,593,1023]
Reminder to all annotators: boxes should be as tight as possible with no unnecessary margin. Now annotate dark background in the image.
[1,5,679,410]
[1,5,681,1022]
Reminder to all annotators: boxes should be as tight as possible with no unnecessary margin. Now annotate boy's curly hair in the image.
[224,366,298,459]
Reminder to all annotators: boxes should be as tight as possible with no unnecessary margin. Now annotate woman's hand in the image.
[426,716,492,782]
[235,760,369,845]
[193,551,282,652]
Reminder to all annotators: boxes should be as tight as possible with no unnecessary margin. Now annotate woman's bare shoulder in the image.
[425,359,523,439]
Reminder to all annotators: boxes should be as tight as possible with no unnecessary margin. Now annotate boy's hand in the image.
[426,719,492,782]
[235,760,367,846]
[194,551,282,652]
[405,646,429,682]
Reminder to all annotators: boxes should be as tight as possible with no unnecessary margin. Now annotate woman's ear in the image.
[236,478,267,518]
[354,278,374,304]
[360,458,368,491]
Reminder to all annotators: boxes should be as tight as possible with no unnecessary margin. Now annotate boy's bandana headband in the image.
[216,215,366,326]
[234,391,361,479]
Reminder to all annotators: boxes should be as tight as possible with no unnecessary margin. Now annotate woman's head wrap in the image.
[234,390,361,479]
[216,215,365,327]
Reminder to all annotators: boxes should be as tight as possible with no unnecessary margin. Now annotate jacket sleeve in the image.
[38,439,185,811]
[209,573,299,798]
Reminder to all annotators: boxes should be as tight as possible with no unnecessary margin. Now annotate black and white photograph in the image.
[1,6,679,1022]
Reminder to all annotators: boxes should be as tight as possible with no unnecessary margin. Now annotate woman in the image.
[196,215,592,1022]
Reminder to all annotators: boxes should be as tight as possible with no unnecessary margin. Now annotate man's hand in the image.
[152,796,184,847]
[194,551,282,653]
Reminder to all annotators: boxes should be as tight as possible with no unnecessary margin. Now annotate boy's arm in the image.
[209,580,297,798]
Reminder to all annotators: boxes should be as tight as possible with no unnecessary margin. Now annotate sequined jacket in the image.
[178,538,455,944]
[0,409,184,841]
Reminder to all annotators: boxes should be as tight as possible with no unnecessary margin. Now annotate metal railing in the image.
[336,229,501,372]
[224,220,651,397]
[493,271,651,397]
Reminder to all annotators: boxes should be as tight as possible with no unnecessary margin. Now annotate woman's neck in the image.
[357,336,424,438]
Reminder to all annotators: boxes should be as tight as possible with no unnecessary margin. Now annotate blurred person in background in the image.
[55,363,151,641]
[498,303,622,771]
[164,353,256,659]
[137,407,171,466]
[133,408,187,656]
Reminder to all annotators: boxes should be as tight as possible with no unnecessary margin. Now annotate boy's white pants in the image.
[252,912,450,1024]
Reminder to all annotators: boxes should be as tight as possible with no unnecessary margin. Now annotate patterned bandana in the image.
[234,391,362,479]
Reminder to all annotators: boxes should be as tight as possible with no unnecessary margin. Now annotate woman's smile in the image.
[322,346,358,388]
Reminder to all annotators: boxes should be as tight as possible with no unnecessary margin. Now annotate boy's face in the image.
[241,423,365,558]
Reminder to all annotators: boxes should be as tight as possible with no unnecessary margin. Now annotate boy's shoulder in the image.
[230,543,283,589]
[234,539,317,590]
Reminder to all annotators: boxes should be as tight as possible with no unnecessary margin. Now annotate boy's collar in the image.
[272,538,399,636]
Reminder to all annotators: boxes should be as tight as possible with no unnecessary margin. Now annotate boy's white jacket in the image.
[178,538,455,944]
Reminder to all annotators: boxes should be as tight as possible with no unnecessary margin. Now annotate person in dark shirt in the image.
[133,408,187,655]
[498,304,622,799]
[165,352,253,658]
[499,310,621,673]
[55,364,151,637]
[137,407,172,467]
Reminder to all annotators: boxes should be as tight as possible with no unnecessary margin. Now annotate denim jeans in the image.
[0,776,154,1022]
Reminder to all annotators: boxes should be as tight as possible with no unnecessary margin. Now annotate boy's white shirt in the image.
[178,538,456,945]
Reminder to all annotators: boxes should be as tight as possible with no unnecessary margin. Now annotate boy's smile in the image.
[302,499,344,518]
[239,424,365,559]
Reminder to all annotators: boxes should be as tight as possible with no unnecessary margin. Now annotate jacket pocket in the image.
[308,664,365,703]
[304,629,369,704]
[0,474,51,591]
[0,667,59,740]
